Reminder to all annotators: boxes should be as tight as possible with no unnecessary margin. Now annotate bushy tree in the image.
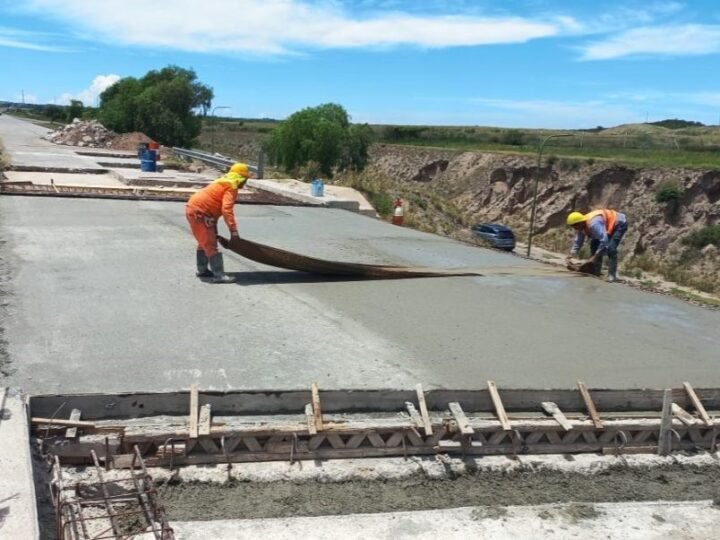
[98,66,213,147]
[264,103,373,177]
[43,104,64,124]
[66,99,83,122]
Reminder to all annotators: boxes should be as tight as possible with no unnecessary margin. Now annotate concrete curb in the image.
[0,387,39,540]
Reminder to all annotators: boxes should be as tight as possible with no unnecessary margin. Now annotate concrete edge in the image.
[247,179,374,215]
[0,387,40,540]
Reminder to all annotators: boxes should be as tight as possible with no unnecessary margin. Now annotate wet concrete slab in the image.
[1,196,719,394]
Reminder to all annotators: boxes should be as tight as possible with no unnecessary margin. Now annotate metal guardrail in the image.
[172,147,263,178]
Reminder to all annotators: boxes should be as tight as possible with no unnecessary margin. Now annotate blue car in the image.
[471,223,516,251]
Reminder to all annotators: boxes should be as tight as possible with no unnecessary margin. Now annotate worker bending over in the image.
[566,209,628,282]
[185,162,251,283]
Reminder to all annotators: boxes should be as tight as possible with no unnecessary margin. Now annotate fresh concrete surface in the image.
[248,178,375,215]
[1,196,720,394]
[0,115,104,170]
[0,388,39,540]
[3,171,126,187]
[171,500,720,539]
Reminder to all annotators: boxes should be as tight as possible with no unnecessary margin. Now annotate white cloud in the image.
[0,26,70,52]
[24,0,563,54]
[56,74,120,106]
[580,24,720,60]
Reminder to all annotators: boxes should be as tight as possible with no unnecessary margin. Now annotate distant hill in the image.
[648,119,706,129]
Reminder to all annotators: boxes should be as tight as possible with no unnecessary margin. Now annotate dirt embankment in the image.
[337,144,720,293]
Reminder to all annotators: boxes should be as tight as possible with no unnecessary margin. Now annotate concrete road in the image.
[0,114,109,170]
[1,195,718,394]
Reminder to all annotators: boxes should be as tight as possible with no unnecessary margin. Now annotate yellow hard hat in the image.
[229,162,249,176]
[566,211,586,226]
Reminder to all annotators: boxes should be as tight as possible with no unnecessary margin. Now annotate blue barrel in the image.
[140,149,157,172]
[310,179,324,197]
[137,143,148,159]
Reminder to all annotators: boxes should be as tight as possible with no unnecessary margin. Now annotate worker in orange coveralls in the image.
[185,162,252,283]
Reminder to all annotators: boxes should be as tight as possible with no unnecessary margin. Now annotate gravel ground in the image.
[160,462,720,522]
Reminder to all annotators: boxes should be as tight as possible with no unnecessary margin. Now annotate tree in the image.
[43,104,64,124]
[264,103,374,177]
[98,66,214,147]
[66,100,83,122]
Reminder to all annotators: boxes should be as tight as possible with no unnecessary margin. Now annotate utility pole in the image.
[526,133,573,258]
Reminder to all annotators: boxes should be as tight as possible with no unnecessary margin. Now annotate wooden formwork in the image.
[31,382,719,469]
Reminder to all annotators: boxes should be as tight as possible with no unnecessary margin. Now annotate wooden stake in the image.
[541,402,573,431]
[305,403,317,435]
[415,384,433,436]
[487,380,511,431]
[658,388,673,456]
[405,402,424,430]
[683,382,712,427]
[577,381,603,429]
[198,404,212,436]
[448,402,475,435]
[311,383,323,432]
[189,384,199,440]
[671,403,698,426]
[65,409,82,439]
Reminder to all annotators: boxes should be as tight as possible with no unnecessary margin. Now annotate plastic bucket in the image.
[310,179,324,197]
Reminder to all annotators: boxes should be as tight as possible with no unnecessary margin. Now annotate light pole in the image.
[210,106,230,154]
[526,133,573,257]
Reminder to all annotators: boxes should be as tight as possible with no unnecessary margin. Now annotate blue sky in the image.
[1,0,719,128]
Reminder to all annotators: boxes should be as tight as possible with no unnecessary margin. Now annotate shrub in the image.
[683,225,720,249]
[545,155,559,167]
[370,191,394,216]
[655,182,683,204]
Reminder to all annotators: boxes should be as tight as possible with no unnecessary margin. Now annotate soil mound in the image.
[110,132,156,151]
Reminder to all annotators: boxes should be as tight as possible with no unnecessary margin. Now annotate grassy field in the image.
[198,118,720,169]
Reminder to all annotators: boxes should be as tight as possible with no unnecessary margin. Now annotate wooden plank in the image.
[658,388,673,456]
[311,383,323,432]
[671,403,698,426]
[31,417,95,428]
[541,402,573,431]
[487,381,511,431]
[683,382,713,427]
[189,384,199,440]
[405,402,424,429]
[415,384,433,436]
[577,381,604,429]
[305,403,317,435]
[448,402,475,435]
[198,404,212,436]
[65,409,82,438]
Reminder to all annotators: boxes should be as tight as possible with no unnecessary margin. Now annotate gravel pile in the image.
[46,118,116,148]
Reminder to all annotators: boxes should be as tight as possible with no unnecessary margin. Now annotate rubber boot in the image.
[196,250,213,278]
[607,253,618,283]
[209,253,235,284]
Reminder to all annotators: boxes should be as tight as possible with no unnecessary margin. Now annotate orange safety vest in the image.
[187,172,247,232]
[583,209,618,235]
